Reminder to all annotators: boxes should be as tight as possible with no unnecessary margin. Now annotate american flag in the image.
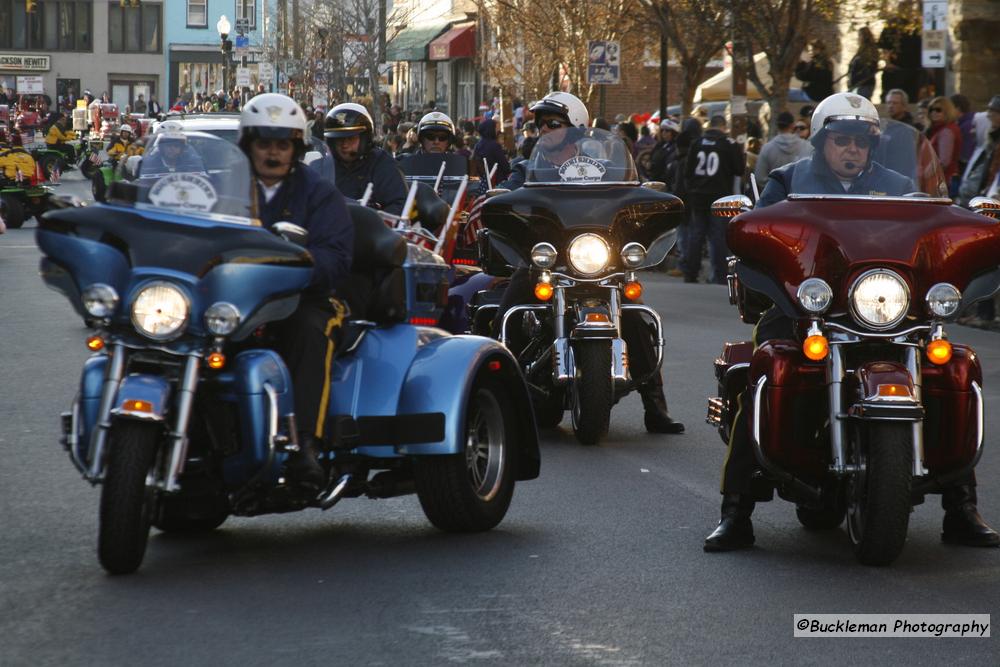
[461,176,490,246]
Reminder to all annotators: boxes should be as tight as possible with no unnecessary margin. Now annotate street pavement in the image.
[1,173,997,665]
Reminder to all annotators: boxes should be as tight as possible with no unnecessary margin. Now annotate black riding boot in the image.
[638,375,685,434]
[941,484,1000,547]
[704,494,756,552]
[285,433,327,493]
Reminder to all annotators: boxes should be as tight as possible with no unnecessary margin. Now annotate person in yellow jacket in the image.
[45,113,77,161]
[106,125,133,162]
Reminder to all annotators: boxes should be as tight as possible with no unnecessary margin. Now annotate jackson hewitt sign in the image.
[0,55,51,71]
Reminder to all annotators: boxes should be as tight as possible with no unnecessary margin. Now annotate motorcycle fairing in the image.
[727,199,1000,316]
[328,327,540,480]
[111,374,172,421]
[482,184,684,261]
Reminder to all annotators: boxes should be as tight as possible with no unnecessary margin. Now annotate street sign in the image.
[921,0,948,68]
[235,17,251,35]
[586,40,621,85]
[16,75,43,93]
[235,67,251,88]
[922,29,947,68]
[231,49,263,64]
[923,1,947,31]
[234,35,250,49]
[258,62,274,82]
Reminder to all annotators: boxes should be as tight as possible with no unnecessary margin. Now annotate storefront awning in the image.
[429,24,475,61]
[386,22,450,62]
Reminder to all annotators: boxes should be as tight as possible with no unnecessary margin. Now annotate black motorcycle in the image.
[470,128,684,444]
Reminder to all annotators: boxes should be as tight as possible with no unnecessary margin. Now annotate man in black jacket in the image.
[325,102,408,215]
[683,115,744,284]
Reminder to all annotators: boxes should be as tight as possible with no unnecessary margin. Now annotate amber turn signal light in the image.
[534,282,554,301]
[122,399,153,413]
[926,338,952,365]
[623,281,643,300]
[876,384,911,398]
[803,334,829,361]
[86,335,105,351]
[206,352,226,369]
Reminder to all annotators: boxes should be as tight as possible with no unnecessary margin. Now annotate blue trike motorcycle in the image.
[37,134,539,575]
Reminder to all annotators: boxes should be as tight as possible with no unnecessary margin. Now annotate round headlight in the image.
[796,278,833,314]
[567,234,610,276]
[205,302,241,336]
[82,283,119,318]
[620,242,647,269]
[850,269,909,329]
[530,242,558,269]
[131,282,189,340]
[926,283,961,318]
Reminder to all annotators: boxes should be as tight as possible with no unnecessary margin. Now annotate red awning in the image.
[429,24,475,61]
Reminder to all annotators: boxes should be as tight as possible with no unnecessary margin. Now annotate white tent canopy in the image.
[694,52,804,103]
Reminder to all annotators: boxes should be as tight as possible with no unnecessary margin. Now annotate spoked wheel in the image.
[415,374,515,532]
[98,421,161,575]
[846,423,913,566]
[570,342,613,445]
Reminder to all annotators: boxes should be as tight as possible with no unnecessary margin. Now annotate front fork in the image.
[85,344,202,491]
[827,343,927,478]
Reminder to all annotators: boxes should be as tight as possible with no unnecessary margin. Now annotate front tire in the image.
[570,342,613,445]
[846,423,913,566]
[80,157,97,179]
[414,374,515,532]
[98,421,160,575]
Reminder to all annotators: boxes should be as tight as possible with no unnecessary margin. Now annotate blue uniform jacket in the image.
[757,155,915,208]
[333,147,408,215]
[255,165,354,296]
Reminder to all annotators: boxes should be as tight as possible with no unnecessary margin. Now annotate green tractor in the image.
[0,147,54,229]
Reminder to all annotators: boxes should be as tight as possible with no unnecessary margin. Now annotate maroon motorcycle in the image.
[707,187,1000,565]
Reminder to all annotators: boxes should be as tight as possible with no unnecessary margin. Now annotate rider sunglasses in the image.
[424,133,451,142]
[540,118,571,130]
[254,138,293,151]
[830,133,873,149]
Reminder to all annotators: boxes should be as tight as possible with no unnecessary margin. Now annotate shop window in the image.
[109,2,161,54]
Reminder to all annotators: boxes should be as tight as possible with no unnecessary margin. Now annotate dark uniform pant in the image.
[270,296,347,440]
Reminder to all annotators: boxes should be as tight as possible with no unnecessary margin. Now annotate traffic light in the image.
[26,0,38,13]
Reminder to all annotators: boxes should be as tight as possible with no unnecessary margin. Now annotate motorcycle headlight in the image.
[567,233,610,276]
[925,283,961,318]
[849,269,909,329]
[620,242,646,269]
[205,302,241,336]
[796,278,833,314]
[530,242,558,269]
[131,282,189,340]
[82,283,119,318]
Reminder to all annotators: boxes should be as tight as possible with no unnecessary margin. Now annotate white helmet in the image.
[530,92,589,128]
[238,93,308,155]
[809,92,881,150]
[417,111,456,140]
[659,119,680,134]
[154,120,186,143]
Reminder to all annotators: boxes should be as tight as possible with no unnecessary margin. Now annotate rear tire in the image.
[98,421,160,575]
[796,502,846,530]
[570,342,613,445]
[154,496,229,534]
[92,173,107,202]
[414,374,515,532]
[846,423,912,566]
[1,195,25,229]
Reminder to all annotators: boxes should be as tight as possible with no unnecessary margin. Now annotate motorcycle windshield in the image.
[525,128,638,185]
[786,118,949,199]
[112,131,255,221]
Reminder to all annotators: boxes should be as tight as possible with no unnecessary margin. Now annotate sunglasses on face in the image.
[929,107,943,113]
[540,118,571,130]
[829,133,872,149]
[254,138,293,151]
[424,133,450,142]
